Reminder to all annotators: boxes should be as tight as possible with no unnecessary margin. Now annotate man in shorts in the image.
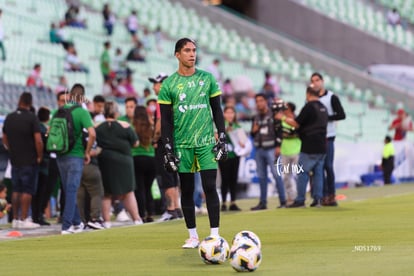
[158,38,227,248]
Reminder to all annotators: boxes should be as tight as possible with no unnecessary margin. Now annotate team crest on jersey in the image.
[177,83,184,90]
[179,93,186,102]
[199,80,204,86]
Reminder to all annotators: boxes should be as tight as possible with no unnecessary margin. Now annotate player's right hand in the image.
[164,143,180,173]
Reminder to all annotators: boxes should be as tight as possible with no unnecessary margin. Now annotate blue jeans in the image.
[255,148,286,205]
[295,153,326,203]
[323,138,336,197]
[57,156,84,230]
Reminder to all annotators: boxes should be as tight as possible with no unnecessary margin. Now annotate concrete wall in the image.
[249,0,414,68]
[170,0,414,112]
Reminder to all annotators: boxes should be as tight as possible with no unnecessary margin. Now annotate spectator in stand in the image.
[112,48,128,79]
[64,44,89,73]
[207,58,222,87]
[127,40,146,62]
[389,109,413,141]
[141,27,152,51]
[125,10,139,40]
[222,78,233,98]
[96,101,143,228]
[132,106,157,223]
[154,26,163,53]
[64,5,87,28]
[381,135,395,185]
[3,92,43,229]
[235,95,254,121]
[100,41,111,81]
[264,71,281,97]
[26,64,50,91]
[102,3,115,36]
[0,9,6,61]
[54,75,69,94]
[260,82,275,106]
[387,8,401,27]
[31,107,53,226]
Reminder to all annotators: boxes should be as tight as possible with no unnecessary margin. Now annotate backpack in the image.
[46,105,80,154]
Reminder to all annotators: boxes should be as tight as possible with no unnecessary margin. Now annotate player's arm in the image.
[329,94,346,121]
[159,103,179,172]
[2,133,9,150]
[160,103,174,146]
[210,95,225,134]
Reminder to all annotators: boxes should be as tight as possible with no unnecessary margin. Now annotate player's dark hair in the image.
[19,92,33,106]
[37,106,50,122]
[311,72,323,81]
[286,102,296,113]
[174,37,196,53]
[124,96,137,105]
[255,93,267,101]
[93,95,106,103]
[133,105,152,148]
[385,135,392,143]
[56,90,68,101]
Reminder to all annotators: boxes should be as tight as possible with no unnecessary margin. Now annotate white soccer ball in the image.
[229,242,262,272]
[198,236,230,264]
[232,230,262,249]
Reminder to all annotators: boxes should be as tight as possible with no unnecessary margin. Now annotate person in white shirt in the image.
[125,10,139,39]
[387,8,401,27]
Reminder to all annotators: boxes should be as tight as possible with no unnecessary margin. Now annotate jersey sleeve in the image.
[157,82,172,105]
[80,109,94,129]
[209,73,222,98]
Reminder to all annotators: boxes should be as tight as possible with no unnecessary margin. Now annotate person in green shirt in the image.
[381,135,395,185]
[55,84,96,234]
[100,41,111,81]
[158,38,227,249]
[279,102,301,204]
[219,106,243,212]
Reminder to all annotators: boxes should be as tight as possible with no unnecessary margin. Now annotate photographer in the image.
[275,86,328,208]
[250,93,286,210]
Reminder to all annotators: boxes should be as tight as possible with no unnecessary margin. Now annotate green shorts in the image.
[175,144,217,173]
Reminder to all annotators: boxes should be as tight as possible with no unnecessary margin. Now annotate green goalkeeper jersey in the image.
[158,69,222,148]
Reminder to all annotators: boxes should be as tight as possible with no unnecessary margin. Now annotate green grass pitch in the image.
[2,184,413,275]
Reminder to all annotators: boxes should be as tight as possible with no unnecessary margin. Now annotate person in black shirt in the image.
[275,86,328,207]
[2,92,43,228]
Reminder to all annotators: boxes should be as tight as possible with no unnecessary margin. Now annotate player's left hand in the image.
[213,132,228,161]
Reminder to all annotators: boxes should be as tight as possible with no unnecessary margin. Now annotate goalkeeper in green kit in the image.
[158,38,227,249]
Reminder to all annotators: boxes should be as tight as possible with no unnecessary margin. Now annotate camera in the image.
[271,99,287,114]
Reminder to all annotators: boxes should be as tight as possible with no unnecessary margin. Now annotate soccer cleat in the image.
[68,222,84,233]
[103,221,112,229]
[158,211,178,222]
[287,201,306,208]
[182,237,200,249]
[61,230,74,235]
[250,203,267,211]
[310,199,322,208]
[87,220,105,230]
[229,203,242,211]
